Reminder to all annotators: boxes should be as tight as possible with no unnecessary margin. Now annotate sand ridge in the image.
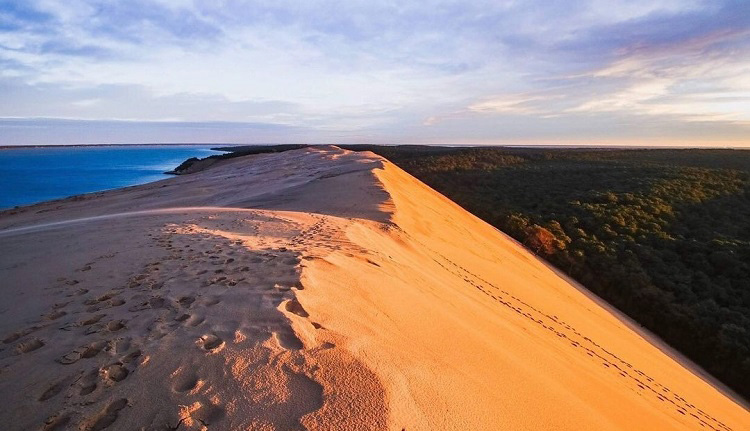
[0,146,747,430]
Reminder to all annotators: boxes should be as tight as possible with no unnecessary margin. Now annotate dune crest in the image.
[0,146,746,431]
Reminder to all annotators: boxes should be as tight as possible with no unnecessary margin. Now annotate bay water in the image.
[0,145,218,209]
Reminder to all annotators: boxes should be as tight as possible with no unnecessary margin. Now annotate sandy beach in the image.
[0,146,747,431]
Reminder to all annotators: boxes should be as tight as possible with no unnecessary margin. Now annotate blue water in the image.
[0,145,218,209]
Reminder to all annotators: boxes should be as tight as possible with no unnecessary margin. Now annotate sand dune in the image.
[0,146,747,431]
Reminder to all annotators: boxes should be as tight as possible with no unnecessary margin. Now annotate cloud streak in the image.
[0,0,748,145]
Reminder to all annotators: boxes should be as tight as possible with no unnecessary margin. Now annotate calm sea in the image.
[0,145,218,209]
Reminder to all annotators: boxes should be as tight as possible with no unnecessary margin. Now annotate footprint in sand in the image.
[108,298,126,307]
[81,398,128,431]
[84,323,108,335]
[127,296,165,312]
[97,293,116,302]
[16,338,44,353]
[172,371,200,393]
[101,363,129,382]
[197,334,224,351]
[45,310,67,321]
[186,315,205,327]
[201,296,221,307]
[38,379,67,402]
[178,296,196,307]
[3,332,21,344]
[79,380,97,396]
[120,349,142,365]
[3,325,43,344]
[57,340,107,364]
[75,370,100,395]
[107,320,126,332]
[185,401,225,426]
[80,314,106,326]
[42,413,71,431]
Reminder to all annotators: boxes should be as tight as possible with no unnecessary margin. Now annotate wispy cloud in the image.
[566,25,750,123]
[0,0,748,145]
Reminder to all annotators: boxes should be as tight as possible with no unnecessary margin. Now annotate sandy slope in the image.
[0,146,746,431]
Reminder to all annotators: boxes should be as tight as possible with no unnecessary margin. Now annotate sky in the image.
[0,0,748,146]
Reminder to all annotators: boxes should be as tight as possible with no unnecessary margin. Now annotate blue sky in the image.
[0,0,748,146]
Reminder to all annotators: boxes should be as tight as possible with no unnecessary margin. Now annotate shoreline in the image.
[0,145,221,210]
